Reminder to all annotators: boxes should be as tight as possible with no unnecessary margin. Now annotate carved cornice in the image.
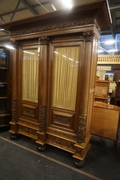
[10,17,95,37]
[39,105,46,132]
[50,34,83,41]
[12,100,17,122]
[77,114,87,144]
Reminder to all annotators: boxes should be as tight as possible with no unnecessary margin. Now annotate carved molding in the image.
[12,100,17,122]
[47,129,76,141]
[18,119,38,129]
[54,114,70,125]
[75,148,82,156]
[77,114,87,144]
[19,125,38,139]
[39,105,46,132]
[10,17,95,36]
[50,34,84,41]
[37,133,43,141]
[47,135,74,151]
[10,124,15,131]
[23,107,35,117]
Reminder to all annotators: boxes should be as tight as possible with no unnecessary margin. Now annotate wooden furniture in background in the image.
[91,101,120,150]
[114,81,120,106]
[0,46,11,129]
[113,69,120,81]
[0,1,111,166]
[94,80,109,103]
[98,55,120,65]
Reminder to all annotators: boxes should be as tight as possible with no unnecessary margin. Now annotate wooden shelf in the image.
[0,46,11,128]
[0,97,7,99]
[0,67,7,69]
[0,82,7,84]
[0,113,11,117]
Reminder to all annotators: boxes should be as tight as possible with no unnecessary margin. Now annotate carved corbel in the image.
[39,36,49,45]
[82,31,95,42]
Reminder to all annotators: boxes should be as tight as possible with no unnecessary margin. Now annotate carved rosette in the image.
[39,105,46,132]
[77,114,87,144]
[12,100,17,122]
[83,31,95,42]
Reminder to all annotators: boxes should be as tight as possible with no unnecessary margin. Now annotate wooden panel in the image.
[47,134,75,153]
[18,124,38,140]
[51,109,75,130]
[21,103,38,119]
[91,104,119,141]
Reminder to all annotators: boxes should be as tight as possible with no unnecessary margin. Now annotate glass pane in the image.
[22,49,39,102]
[52,46,79,110]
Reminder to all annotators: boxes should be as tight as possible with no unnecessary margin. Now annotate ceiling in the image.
[0,0,120,54]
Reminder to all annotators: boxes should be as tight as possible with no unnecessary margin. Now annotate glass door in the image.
[22,49,39,103]
[52,46,79,111]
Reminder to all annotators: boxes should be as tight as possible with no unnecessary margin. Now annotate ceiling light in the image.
[51,4,57,11]
[36,0,49,12]
[62,0,73,9]
[108,49,117,52]
[68,3,72,9]
[104,40,115,45]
